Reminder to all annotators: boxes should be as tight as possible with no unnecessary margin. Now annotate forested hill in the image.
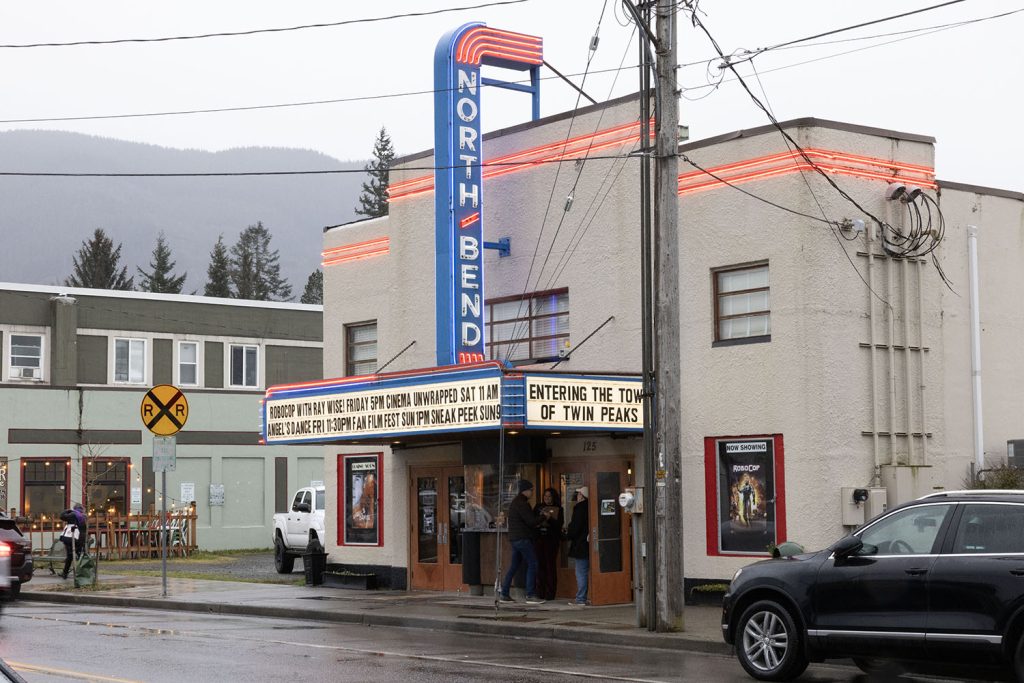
[0,129,367,293]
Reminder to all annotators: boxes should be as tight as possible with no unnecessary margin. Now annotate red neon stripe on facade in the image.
[459,212,480,228]
[322,246,389,267]
[676,149,934,184]
[389,121,653,201]
[321,236,389,258]
[388,121,649,195]
[678,162,937,196]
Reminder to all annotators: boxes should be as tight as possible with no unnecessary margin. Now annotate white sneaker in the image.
[525,596,546,605]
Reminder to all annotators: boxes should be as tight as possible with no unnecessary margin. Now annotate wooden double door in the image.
[409,466,466,591]
[550,459,633,606]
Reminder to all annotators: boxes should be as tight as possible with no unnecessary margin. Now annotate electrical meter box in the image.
[864,487,888,521]
[841,487,866,526]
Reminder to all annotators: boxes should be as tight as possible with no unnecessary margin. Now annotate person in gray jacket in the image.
[498,480,552,604]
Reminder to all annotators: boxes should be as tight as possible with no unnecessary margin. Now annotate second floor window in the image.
[714,264,770,342]
[230,344,259,387]
[178,341,198,386]
[114,338,146,383]
[346,322,377,375]
[486,289,569,363]
[9,334,43,380]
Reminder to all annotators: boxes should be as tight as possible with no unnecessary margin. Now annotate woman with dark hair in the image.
[534,487,564,601]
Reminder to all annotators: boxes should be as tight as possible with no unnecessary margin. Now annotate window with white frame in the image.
[113,338,146,384]
[9,334,44,380]
[345,322,377,376]
[714,264,770,342]
[229,344,259,388]
[178,341,199,386]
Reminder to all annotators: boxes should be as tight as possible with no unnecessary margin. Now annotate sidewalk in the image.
[19,573,730,655]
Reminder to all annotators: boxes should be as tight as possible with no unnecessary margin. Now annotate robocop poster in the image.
[717,438,775,554]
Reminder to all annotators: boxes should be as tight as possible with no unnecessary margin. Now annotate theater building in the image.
[262,22,1024,599]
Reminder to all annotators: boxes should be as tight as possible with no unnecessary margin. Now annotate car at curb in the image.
[272,486,325,573]
[722,490,1024,681]
[0,514,31,598]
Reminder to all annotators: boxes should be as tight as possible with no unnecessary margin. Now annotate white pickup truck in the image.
[272,486,326,573]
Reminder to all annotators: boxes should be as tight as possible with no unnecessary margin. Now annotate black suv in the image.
[722,491,1024,681]
[0,514,32,597]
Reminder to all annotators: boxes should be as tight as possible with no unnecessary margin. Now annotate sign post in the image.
[142,385,188,597]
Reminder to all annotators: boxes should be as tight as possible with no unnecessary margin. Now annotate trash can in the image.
[302,540,327,586]
[74,554,95,588]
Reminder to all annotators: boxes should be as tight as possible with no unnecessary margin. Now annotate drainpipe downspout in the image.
[967,225,985,473]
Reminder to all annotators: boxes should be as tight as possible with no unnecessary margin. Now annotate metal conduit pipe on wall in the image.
[867,224,882,483]
[968,224,985,472]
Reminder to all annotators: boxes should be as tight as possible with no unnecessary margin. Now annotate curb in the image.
[20,591,732,656]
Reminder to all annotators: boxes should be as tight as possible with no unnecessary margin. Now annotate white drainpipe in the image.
[968,225,984,472]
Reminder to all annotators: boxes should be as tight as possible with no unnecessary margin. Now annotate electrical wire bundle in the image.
[882,186,945,259]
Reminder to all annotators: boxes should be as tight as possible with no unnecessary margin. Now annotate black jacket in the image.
[566,499,589,559]
[507,494,545,542]
[535,503,564,540]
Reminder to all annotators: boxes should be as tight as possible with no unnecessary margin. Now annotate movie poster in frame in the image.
[704,435,787,556]
[340,453,383,546]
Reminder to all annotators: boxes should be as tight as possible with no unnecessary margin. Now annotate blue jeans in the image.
[502,538,539,597]
[573,556,589,604]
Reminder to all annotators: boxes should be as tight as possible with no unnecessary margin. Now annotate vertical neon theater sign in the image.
[433,23,542,366]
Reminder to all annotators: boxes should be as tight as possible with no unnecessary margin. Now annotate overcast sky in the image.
[0,1,1020,189]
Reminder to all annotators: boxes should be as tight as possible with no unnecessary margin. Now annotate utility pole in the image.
[653,0,683,632]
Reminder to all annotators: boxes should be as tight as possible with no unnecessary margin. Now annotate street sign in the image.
[153,436,176,472]
[141,384,189,436]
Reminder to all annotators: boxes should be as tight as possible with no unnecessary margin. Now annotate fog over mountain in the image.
[0,130,368,294]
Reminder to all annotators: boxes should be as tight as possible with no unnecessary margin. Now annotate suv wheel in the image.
[736,600,808,681]
[274,535,295,574]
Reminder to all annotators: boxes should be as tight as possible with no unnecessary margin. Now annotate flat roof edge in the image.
[938,179,1024,202]
[0,282,322,312]
[679,117,935,153]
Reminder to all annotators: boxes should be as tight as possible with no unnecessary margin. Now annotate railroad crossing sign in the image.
[141,384,189,436]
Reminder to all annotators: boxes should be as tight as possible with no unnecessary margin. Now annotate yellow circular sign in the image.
[140,384,189,436]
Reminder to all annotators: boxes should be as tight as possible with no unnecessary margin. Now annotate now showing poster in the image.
[343,454,382,546]
[717,439,776,554]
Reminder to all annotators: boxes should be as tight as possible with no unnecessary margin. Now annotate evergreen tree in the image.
[204,235,232,298]
[300,269,323,305]
[137,232,187,293]
[65,228,134,290]
[229,222,293,301]
[354,127,395,218]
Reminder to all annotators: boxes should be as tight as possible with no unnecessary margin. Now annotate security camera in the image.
[903,186,923,202]
[852,488,870,504]
[885,183,907,201]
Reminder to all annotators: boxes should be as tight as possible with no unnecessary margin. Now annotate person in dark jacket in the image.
[72,503,87,556]
[533,488,564,601]
[499,480,552,604]
[566,486,590,606]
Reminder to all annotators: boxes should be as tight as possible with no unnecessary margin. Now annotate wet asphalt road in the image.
[0,602,992,683]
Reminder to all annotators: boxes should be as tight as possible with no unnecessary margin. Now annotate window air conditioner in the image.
[12,367,39,380]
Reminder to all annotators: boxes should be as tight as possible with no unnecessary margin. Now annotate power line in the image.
[680,6,1024,94]
[0,0,533,49]
[0,64,635,125]
[0,152,640,178]
[5,6,1016,126]
[502,0,610,363]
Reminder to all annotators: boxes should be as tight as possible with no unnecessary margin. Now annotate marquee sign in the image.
[263,364,503,444]
[433,23,542,366]
[524,375,644,431]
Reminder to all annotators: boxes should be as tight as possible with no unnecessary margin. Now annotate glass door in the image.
[410,468,443,590]
[410,466,467,592]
